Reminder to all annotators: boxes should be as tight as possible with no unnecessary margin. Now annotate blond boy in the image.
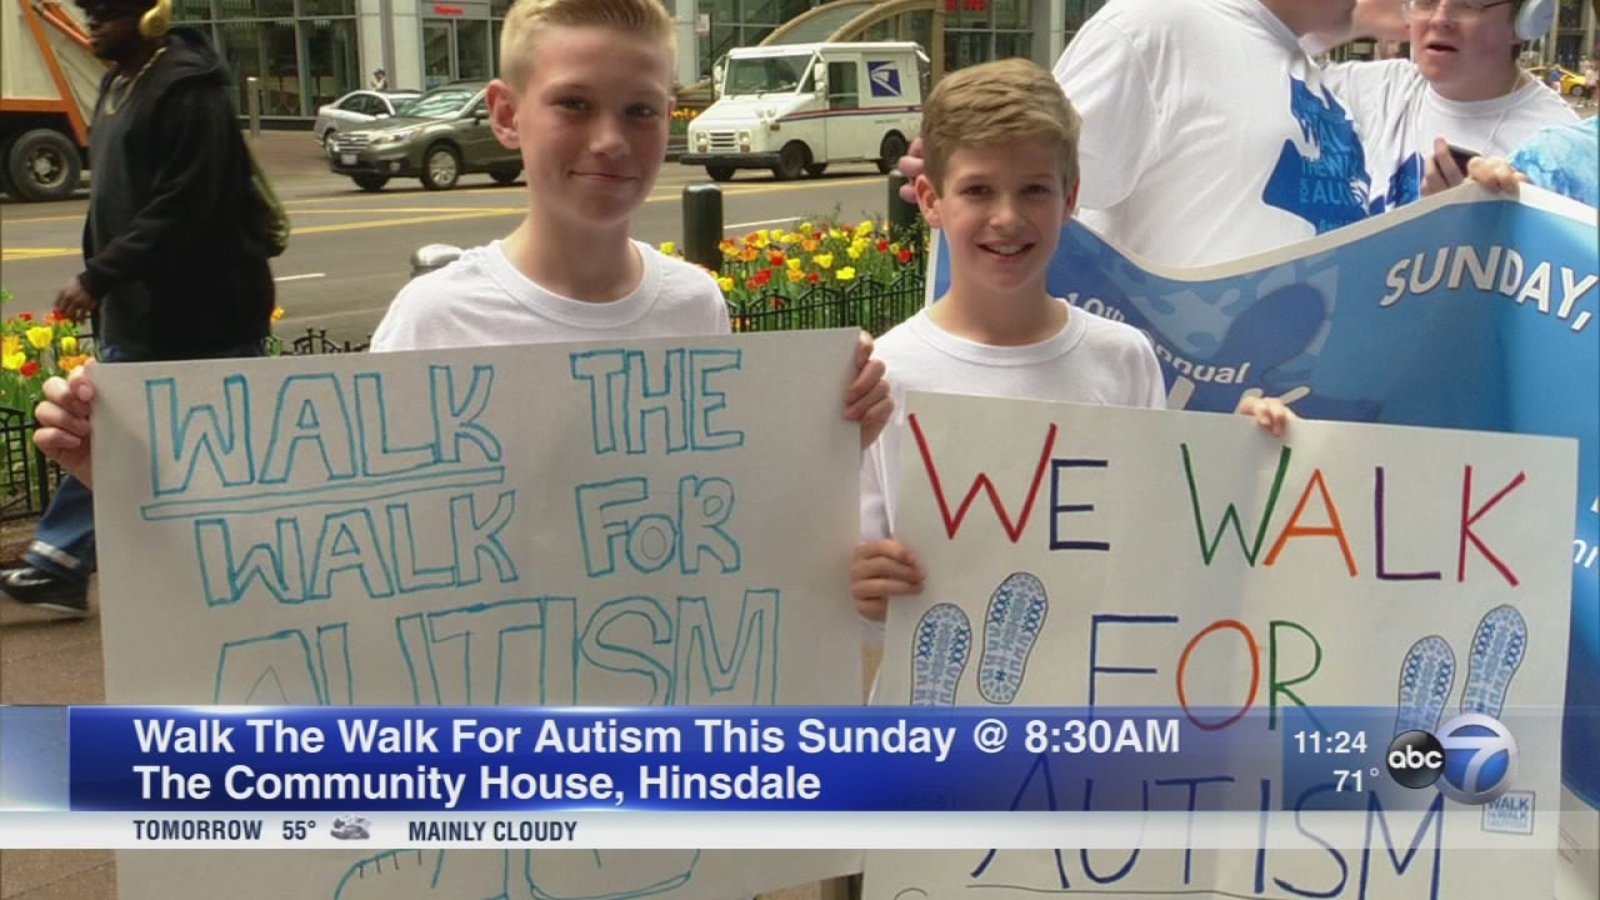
[851,59,1287,629]
[33,0,889,490]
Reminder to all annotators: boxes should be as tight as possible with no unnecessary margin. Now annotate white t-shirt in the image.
[1053,0,1377,266]
[370,239,730,352]
[1321,60,1579,213]
[858,304,1167,642]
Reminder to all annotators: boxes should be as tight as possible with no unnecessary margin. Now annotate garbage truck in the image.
[1,0,102,201]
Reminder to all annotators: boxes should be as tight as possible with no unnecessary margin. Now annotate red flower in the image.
[897,248,914,264]
[19,360,40,378]
[44,310,66,325]
[745,278,759,290]
[806,272,820,283]
[768,251,785,266]
[753,268,773,286]
[812,230,824,240]
[876,240,890,252]
[771,296,785,309]
[17,312,32,322]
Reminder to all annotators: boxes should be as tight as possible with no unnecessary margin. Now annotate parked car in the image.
[1528,65,1590,98]
[311,89,422,156]
[327,82,523,192]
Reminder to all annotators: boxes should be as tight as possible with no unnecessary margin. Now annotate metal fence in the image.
[726,264,926,338]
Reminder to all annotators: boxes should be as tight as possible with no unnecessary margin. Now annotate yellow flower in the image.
[828,228,845,240]
[26,326,53,350]
[59,335,78,355]
[753,235,770,250]
[785,258,802,272]
[801,238,820,252]
[660,241,677,256]
[717,276,735,292]
[798,220,813,233]
[854,221,873,238]
[1,335,19,357]
[57,354,89,373]
[270,308,286,323]
[1,352,25,372]
[813,252,834,270]
[786,268,805,283]
[836,266,857,281]
[847,245,864,260]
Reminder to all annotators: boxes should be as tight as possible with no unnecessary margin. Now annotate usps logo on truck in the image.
[868,61,902,98]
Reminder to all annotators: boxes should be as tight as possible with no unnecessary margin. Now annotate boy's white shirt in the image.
[1321,58,1580,212]
[1054,0,1374,266]
[857,302,1168,646]
[369,239,730,351]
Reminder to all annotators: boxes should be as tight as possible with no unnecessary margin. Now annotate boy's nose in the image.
[590,117,629,158]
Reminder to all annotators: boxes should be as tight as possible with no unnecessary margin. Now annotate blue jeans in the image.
[25,340,265,585]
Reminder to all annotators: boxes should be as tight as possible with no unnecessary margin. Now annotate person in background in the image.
[371,67,388,90]
[0,0,274,617]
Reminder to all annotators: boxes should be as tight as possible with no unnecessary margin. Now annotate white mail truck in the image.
[681,42,928,181]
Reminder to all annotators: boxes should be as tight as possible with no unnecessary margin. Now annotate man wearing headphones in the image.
[0,0,275,616]
[1320,0,1578,210]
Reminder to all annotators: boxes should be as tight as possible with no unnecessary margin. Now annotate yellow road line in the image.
[1,247,77,261]
[1,213,84,224]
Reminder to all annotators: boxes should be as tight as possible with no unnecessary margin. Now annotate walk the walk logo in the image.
[868,61,901,98]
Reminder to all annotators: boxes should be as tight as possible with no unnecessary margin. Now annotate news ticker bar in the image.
[0,811,1582,850]
[0,705,1560,815]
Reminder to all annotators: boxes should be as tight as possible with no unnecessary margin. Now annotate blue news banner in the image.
[51,706,1482,815]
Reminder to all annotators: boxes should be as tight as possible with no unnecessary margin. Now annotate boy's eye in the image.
[556,97,589,111]
[628,104,661,118]
[960,185,989,196]
[1025,184,1053,195]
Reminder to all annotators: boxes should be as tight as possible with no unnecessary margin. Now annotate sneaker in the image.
[0,566,89,616]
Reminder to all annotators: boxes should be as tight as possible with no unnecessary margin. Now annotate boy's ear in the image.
[487,79,520,149]
[914,173,942,230]
[1063,175,1081,221]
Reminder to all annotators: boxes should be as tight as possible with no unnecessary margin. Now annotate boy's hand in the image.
[851,539,925,621]
[896,137,926,204]
[1235,394,1296,438]
[33,365,96,489]
[846,331,892,450]
[1464,155,1527,198]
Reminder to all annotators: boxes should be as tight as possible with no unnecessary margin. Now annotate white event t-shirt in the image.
[1321,59,1579,213]
[858,304,1167,642]
[369,239,730,352]
[1054,0,1377,266]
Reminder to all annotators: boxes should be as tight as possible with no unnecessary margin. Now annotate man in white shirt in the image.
[1322,0,1577,212]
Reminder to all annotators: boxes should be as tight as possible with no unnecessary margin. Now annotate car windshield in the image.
[391,96,419,115]
[724,54,812,96]
[402,89,476,118]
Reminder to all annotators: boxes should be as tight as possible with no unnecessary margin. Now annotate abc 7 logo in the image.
[1385,713,1518,804]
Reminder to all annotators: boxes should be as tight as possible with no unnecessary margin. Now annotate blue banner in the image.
[54,705,1539,814]
[931,187,1600,806]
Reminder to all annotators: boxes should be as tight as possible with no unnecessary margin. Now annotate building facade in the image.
[178,0,1593,122]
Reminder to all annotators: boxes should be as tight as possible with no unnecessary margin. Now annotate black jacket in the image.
[80,26,274,360]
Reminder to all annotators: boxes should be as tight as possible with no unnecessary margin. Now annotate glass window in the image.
[994,30,1031,61]
[943,30,989,73]
[174,0,212,22]
[724,53,812,95]
[338,92,369,111]
[217,20,300,115]
[406,87,478,118]
[1062,0,1104,30]
[215,0,294,19]
[490,0,509,15]
[992,0,1029,30]
[456,18,491,81]
[943,0,990,30]
[826,59,857,109]
[300,0,355,15]
[302,17,358,112]
[492,19,504,75]
[423,19,454,89]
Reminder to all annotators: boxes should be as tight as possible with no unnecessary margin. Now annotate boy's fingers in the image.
[851,553,925,585]
[845,357,887,404]
[34,427,83,451]
[850,577,923,602]
[845,378,890,421]
[35,402,90,438]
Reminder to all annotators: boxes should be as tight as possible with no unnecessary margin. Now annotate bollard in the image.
[410,243,463,279]
[682,182,724,273]
[887,169,919,241]
[246,76,261,139]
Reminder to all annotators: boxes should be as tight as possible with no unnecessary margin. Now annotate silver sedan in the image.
[311,90,423,156]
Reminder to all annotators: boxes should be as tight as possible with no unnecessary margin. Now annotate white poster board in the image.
[866,391,1577,900]
[89,331,868,900]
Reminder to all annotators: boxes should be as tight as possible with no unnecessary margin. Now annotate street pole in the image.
[682,182,724,273]
[246,76,261,139]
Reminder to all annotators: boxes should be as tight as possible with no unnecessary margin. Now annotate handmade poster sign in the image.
[866,391,1577,900]
[89,331,867,900]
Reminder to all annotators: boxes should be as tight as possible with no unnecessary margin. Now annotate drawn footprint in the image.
[333,849,507,899]
[978,572,1048,705]
[1461,605,1528,719]
[910,603,972,706]
[1395,635,1455,736]
[523,850,701,900]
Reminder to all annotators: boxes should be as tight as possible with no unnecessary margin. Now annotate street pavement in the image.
[0,131,893,348]
[0,131,888,900]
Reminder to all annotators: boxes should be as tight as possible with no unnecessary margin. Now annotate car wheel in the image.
[878,132,908,175]
[421,145,462,191]
[352,174,389,192]
[803,163,828,177]
[5,129,81,202]
[706,166,735,182]
[772,142,808,181]
[490,167,522,185]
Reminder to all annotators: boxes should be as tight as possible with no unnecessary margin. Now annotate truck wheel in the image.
[6,129,81,202]
[421,144,462,191]
[706,166,735,182]
[878,132,908,175]
[803,163,828,177]
[489,167,522,185]
[352,174,390,191]
[772,142,808,181]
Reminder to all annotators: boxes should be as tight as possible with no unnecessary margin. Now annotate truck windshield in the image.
[724,55,813,96]
[403,89,477,118]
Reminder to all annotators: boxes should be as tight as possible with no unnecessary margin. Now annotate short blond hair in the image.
[499,0,676,92]
[921,58,1081,192]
